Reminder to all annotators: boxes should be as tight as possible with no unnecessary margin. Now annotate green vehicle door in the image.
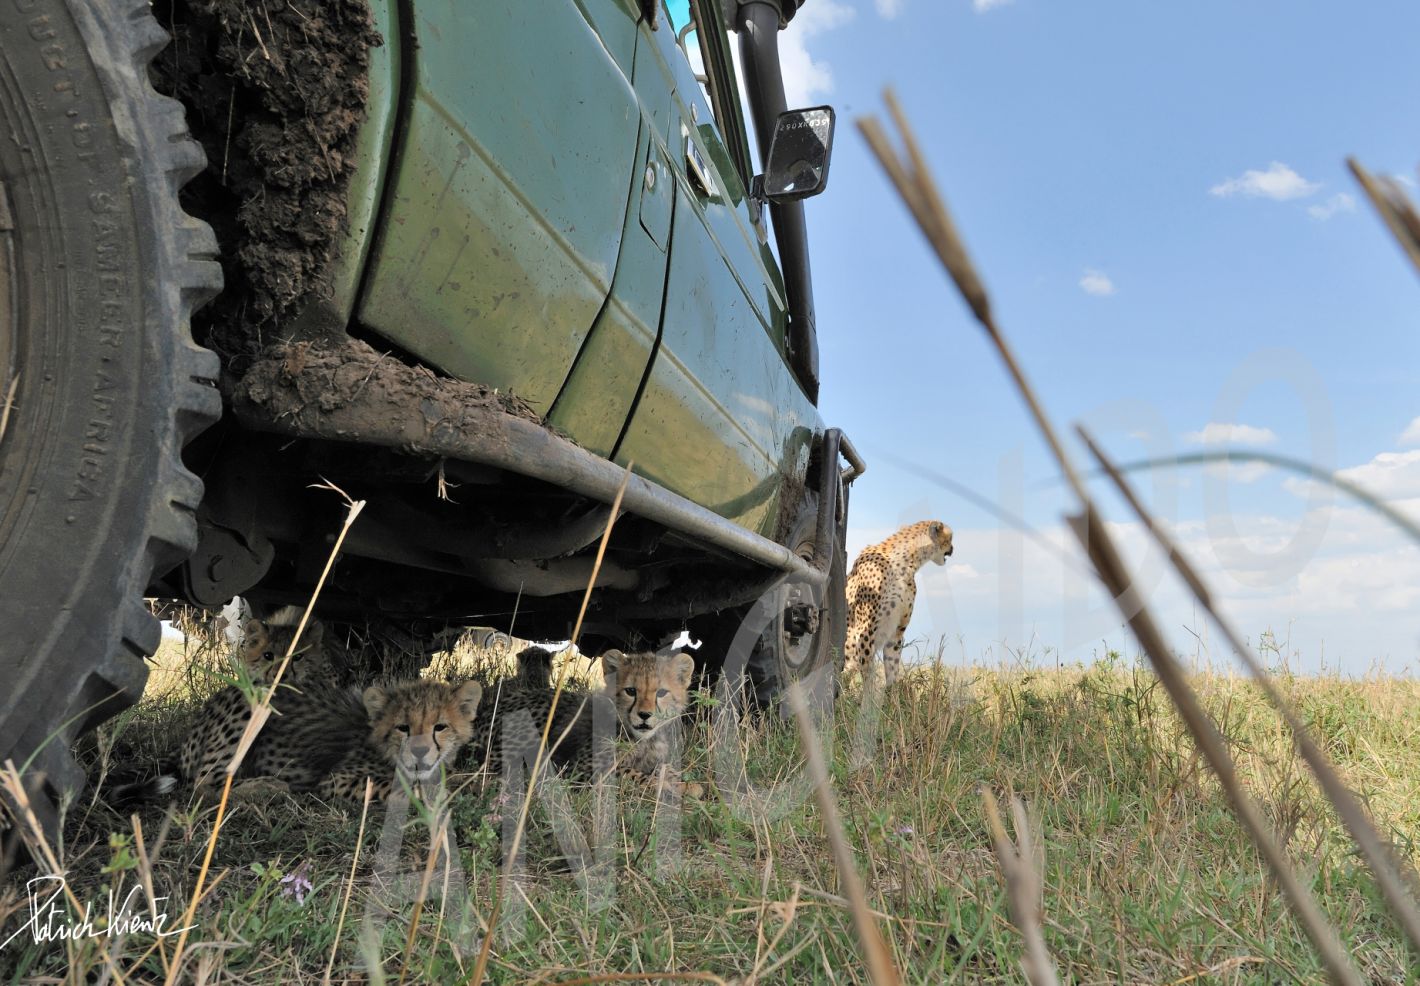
[355,0,644,415]
[615,16,818,537]
[546,18,678,455]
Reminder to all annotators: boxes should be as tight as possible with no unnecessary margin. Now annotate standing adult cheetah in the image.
[845,520,954,686]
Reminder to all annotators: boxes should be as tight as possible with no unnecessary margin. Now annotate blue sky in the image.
[698,0,1420,673]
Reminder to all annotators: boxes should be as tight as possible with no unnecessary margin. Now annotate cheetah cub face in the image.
[240,618,328,683]
[362,680,483,781]
[601,650,694,740]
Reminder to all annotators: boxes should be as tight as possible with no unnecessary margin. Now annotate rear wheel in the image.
[0,0,220,842]
[694,488,847,710]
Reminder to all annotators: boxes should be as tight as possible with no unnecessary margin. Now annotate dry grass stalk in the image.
[1078,425,1420,952]
[981,789,1060,986]
[857,92,1084,500]
[398,800,453,986]
[0,371,19,445]
[858,89,1368,986]
[1099,447,1420,546]
[1348,157,1420,277]
[786,683,902,986]
[1067,507,1363,986]
[164,486,366,985]
[115,813,172,983]
[466,467,634,986]
[324,778,376,985]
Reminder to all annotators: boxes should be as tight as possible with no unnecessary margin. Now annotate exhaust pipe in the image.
[733,0,821,404]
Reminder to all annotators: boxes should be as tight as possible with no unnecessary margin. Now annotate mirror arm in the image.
[747,174,768,225]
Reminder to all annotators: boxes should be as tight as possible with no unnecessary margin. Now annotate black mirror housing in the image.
[761,105,836,203]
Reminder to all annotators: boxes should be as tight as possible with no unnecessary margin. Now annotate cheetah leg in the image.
[622,765,705,799]
[883,597,915,687]
[656,765,705,800]
[317,765,392,803]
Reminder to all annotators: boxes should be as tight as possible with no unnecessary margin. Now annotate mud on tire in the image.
[0,0,220,841]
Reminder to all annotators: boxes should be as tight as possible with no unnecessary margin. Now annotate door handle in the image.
[686,141,716,199]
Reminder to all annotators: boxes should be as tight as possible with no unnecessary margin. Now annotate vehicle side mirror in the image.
[759,105,836,203]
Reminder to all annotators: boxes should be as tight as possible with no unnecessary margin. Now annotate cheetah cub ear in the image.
[362,685,389,718]
[600,649,625,679]
[453,680,483,720]
[298,621,324,651]
[670,652,695,690]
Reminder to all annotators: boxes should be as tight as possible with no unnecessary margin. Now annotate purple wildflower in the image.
[279,860,314,905]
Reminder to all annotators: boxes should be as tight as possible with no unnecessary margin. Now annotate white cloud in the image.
[778,0,854,106]
[973,0,1013,10]
[1209,162,1321,201]
[1283,449,1420,507]
[1335,450,1420,500]
[1307,192,1356,221]
[1395,174,1417,189]
[1184,423,1279,446]
[875,0,905,17]
[1401,417,1420,447]
[1079,269,1116,296]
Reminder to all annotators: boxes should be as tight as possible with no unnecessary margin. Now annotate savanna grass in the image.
[1,639,1415,984]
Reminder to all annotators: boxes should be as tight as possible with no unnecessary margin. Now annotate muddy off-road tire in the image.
[0,1,220,839]
[696,490,847,710]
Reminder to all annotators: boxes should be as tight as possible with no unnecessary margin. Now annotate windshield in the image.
[665,0,692,31]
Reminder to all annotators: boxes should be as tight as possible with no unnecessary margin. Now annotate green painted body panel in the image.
[341,0,825,536]
[355,0,642,414]
[614,22,816,536]
[290,0,398,335]
[547,129,670,456]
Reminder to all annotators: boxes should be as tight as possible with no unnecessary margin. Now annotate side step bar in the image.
[231,339,864,585]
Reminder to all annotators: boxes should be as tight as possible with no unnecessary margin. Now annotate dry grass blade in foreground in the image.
[325,778,375,986]
[786,683,902,986]
[1094,448,1420,547]
[466,467,632,986]
[1348,157,1420,278]
[163,484,366,986]
[981,790,1059,986]
[858,88,1372,986]
[1077,425,1420,954]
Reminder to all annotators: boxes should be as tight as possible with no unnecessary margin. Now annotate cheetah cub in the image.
[172,678,483,803]
[312,680,485,801]
[601,649,704,798]
[460,646,614,781]
[845,520,954,686]
[237,617,332,685]
[174,619,333,792]
[101,620,331,804]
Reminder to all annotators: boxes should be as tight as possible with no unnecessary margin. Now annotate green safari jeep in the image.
[0,0,862,833]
